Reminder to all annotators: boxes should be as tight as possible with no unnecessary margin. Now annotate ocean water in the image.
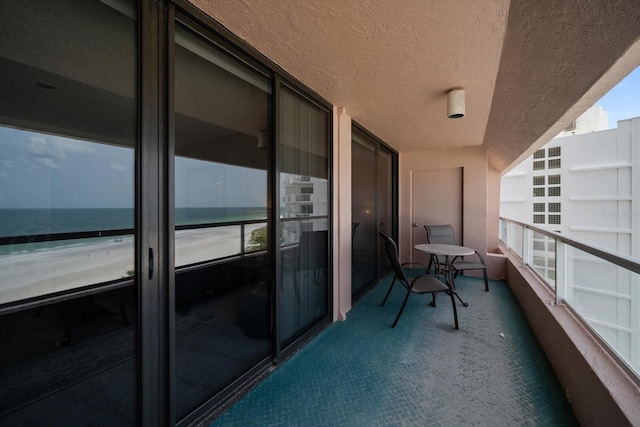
[0,207,267,255]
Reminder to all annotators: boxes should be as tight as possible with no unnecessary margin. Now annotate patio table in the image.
[414,243,474,289]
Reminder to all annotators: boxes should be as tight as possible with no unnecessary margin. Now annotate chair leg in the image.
[448,291,459,330]
[451,289,469,307]
[381,278,397,307]
[391,289,412,328]
[483,269,489,291]
[427,255,435,273]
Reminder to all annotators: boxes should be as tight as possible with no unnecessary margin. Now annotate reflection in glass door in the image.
[351,131,377,293]
[278,85,330,349]
[173,25,272,420]
[0,0,138,424]
[351,127,397,296]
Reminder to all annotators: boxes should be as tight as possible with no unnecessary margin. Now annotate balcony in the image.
[4,0,640,425]
[208,274,578,426]
[200,218,640,426]
[498,218,640,425]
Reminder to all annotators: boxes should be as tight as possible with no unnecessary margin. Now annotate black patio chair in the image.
[379,232,463,329]
[424,224,489,291]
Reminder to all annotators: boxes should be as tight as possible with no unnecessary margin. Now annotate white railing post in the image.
[522,226,530,268]
[555,240,567,304]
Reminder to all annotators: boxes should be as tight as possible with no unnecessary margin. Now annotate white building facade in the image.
[501,106,640,257]
[500,107,640,375]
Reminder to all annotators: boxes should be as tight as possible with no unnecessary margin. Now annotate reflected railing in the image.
[499,217,640,381]
[0,219,271,306]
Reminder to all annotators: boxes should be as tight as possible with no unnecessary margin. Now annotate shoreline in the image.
[0,227,257,305]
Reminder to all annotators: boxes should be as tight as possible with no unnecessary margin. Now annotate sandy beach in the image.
[0,225,256,304]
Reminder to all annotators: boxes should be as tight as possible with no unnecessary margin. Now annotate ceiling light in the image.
[447,87,465,119]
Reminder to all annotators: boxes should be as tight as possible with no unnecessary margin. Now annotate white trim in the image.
[569,163,633,172]
[569,226,632,234]
[569,196,632,201]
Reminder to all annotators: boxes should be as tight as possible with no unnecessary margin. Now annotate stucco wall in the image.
[399,146,504,279]
[333,107,352,321]
[504,248,640,426]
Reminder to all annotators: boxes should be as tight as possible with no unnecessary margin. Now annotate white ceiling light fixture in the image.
[447,87,465,119]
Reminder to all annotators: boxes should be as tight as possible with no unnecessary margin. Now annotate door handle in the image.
[148,247,154,280]
[412,223,419,227]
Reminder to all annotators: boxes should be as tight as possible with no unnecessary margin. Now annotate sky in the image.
[1,66,638,210]
[0,126,267,209]
[594,65,640,128]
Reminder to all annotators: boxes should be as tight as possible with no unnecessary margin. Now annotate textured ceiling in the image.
[192,0,640,173]
[194,0,508,153]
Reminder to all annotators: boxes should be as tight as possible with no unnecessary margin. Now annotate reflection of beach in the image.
[0,227,244,305]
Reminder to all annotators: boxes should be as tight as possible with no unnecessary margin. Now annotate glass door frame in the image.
[351,122,398,300]
[168,2,334,424]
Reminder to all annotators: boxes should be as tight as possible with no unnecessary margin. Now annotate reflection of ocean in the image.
[0,207,267,255]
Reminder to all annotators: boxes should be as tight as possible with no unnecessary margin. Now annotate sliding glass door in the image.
[173,23,273,420]
[278,85,330,349]
[0,0,138,424]
[351,126,397,297]
[0,2,332,425]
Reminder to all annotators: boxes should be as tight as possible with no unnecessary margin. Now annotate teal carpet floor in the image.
[211,274,578,426]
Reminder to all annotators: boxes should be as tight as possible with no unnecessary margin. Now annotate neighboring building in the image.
[501,109,640,373]
[555,104,609,138]
[282,174,328,244]
[500,106,640,257]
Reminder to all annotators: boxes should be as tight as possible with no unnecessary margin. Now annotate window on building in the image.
[533,176,545,186]
[300,204,314,214]
[533,149,545,159]
[548,174,561,185]
[534,203,545,212]
[533,241,546,250]
[533,160,545,170]
[564,121,576,132]
[548,187,561,197]
[548,158,561,169]
[534,188,545,197]
[533,214,545,223]
[548,203,561,212]
[548,214,561,224]
[300,187,314,194]
[548,146,561,157]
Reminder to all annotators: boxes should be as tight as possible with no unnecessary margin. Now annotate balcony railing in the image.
[0,217,335,308]
[499,217,640,381]
[0,220,268,307]
[285,194,312,203]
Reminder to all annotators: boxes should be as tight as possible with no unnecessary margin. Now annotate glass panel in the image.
[510,223,524,258]
[351,130,377,294]
[563,246,640,378]
[531,232,556,287]
[279,86,329,348]
[174,26,272,420]
[0,0,137,424]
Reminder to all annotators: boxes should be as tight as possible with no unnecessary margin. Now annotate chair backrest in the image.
[424,224,457,245]
[379,233,409,287]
